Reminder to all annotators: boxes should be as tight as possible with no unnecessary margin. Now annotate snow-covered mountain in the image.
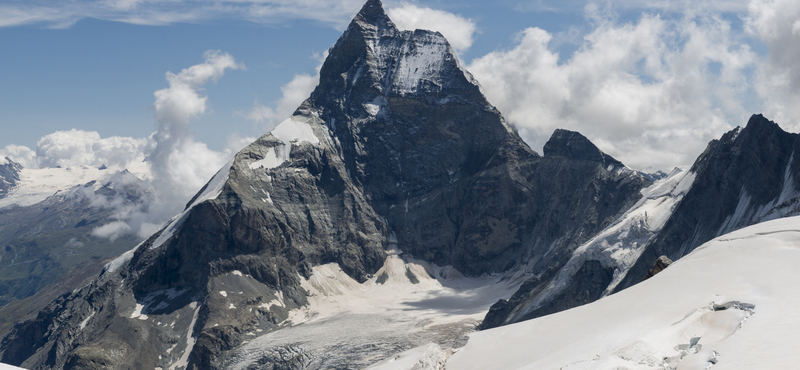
[3,1,800,369]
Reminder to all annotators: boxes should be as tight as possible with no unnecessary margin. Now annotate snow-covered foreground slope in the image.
[443,215,800,369]
[223,248,527,369]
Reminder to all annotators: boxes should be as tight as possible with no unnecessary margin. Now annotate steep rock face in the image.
[615,114,800,291]
[0,1,649,369]
[308,0,538,275]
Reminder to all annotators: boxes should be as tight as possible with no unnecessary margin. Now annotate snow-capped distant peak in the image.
[0,165,109,210]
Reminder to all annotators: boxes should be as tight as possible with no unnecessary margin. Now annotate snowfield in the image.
[223,247,528,369]
[440,215,800,370]
[0,165,108,209]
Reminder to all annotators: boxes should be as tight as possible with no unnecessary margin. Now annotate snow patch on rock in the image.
[249,117,320,170]
[169,302,200,370]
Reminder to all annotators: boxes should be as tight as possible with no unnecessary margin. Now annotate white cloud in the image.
[154,50,244,126]
[149,50,244,200]
[245,73,318,131]
[33,129,150,171]
[467,10,757,171]
[747,0,800,131]
[0,144,38,169]
[516,0,749,13]
[0,0,366,29]
[91,220,132,241]
[387,4,476,53]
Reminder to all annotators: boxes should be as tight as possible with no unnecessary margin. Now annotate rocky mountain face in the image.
[482,113,800,329]
[0,1,650,369]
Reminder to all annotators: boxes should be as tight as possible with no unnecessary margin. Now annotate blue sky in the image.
[1,0,799,173]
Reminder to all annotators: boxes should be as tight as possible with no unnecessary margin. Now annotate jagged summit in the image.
[543,129,624,168]
[354,0,391,26]
[744,113,782,134]
[314,0,481,102]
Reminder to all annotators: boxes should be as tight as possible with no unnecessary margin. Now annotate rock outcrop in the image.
[643,255,673,281]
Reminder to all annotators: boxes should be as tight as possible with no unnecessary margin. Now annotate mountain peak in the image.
[355,0,389,26]
[543,129,623,168]
[743,114,783,136]
[314,0,481,101]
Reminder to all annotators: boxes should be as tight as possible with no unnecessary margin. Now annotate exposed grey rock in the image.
[543,129,623,169]
[643,255,673,281]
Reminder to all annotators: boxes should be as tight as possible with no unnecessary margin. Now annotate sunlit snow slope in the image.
[443,215,800,370]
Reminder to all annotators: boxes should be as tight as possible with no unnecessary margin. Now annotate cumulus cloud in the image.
[387,4,476,53]
[0,144,38,169]
[467,9,757,171]
[245,73,319,131]
[91,220,132,241]
[34,129,150,170]
[747,0,800,131]
[149,50,244,200]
